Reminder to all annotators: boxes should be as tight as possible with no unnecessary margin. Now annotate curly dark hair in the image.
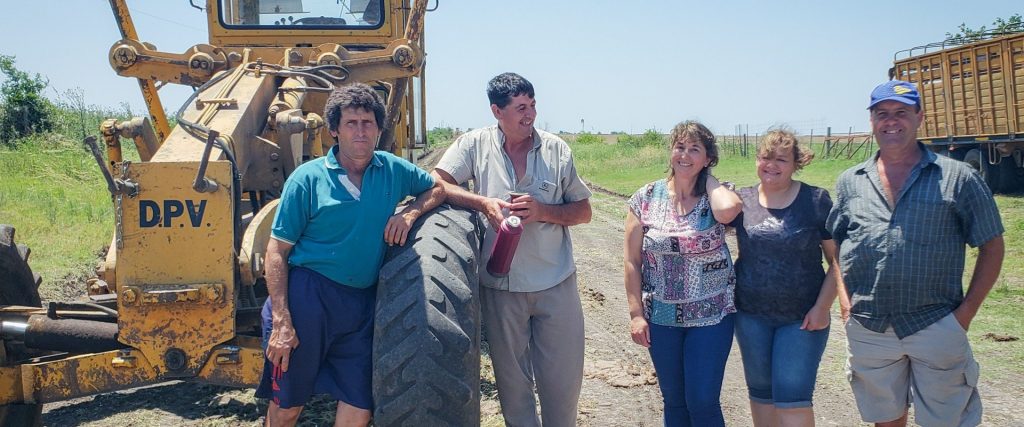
[324,82,386,133]
[667,120,718,197]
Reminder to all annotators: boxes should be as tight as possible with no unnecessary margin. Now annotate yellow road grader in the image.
[0,1,481,425]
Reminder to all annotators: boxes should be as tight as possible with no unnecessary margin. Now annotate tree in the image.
[0,54,55,145]
[946,13,1023,44]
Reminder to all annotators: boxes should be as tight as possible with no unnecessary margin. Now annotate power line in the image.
[128,7,206,32]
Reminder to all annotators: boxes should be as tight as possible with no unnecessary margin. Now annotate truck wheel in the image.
[991,153,1024,194]
[964,148,1004,192]
[372,205,481,425]
[0,225,43,426]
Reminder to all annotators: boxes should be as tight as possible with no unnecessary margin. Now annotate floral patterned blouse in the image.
[628,179,736,328]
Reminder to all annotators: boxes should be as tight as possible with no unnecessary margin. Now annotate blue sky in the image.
[3,1,1021,135]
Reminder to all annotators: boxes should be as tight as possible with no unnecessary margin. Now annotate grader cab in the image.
[0,1,481,425]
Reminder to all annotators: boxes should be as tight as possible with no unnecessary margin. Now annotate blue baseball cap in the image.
[868,80,919,109]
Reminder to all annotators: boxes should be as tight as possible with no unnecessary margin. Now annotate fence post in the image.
[826,127,832,158]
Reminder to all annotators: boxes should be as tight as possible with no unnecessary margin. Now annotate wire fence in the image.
[719,129,875,161]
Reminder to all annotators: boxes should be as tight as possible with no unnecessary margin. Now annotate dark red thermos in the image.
[486,215,523,277]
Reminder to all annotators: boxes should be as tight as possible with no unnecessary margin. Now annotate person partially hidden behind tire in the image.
[828,80,1005,427]
[256,82,444,426]
[433,72,593,426]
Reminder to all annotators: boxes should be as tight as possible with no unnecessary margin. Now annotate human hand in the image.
[384,212,416,246]
[839,297,851,325]
[801,304,831,331]
[508,194,545,224]
[630,316,651,348]
[266,322,300,372]
[483,197,511,229]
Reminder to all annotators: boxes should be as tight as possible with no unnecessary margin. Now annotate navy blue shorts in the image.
[255,267,376,409]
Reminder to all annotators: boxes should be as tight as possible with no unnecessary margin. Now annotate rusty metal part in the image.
[102,116,161,163]
[193,131,222,194]
[238,199,279,287]
[195,98,238,110]
[107,0,171,141]
[379,76,409,152]
[83,136,140,198]
[22,316,123,354]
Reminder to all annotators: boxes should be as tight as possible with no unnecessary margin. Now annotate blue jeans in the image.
[648,314,734,427]
[733,311,829,408]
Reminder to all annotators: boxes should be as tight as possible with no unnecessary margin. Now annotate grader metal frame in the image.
[0,1,482,425]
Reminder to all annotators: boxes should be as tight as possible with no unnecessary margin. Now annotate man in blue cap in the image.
[826,80,1005,427]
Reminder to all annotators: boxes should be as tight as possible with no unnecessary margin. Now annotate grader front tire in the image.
[372,205,481,425]
[0,225,43,426]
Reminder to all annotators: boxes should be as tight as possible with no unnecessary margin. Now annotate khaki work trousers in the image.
[481,272,585,427]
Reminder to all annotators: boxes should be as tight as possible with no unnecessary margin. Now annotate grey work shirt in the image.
[826,145,1003,338]
[436,125,592,292]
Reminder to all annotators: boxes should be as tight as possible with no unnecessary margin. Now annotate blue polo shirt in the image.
[270,146,435,288]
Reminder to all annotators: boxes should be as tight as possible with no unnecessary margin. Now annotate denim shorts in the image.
[255,267,376,409]
[733,311,829,408]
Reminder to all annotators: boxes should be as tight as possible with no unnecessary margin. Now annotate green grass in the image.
[962,194,1024,380]
[573,141,864,195]
[0,133,137,300]
[572,137,1024,380]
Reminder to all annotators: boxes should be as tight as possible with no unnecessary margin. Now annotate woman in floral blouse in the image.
[624,120,742,427]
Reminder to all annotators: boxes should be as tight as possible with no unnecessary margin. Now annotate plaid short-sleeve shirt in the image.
[826,145,1003,338]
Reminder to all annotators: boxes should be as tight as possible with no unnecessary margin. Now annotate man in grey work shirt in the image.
[827,80,1004,427]
[433,72,592,426]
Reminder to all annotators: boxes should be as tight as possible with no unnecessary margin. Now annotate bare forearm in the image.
[264,250,292,327]
[815,240,840,307]
[815,263,840,308]
[706,175,741,224]
[398,182,446,221]
[624,211,645,319]
[539,198,592,226]
[624,263,645,319]
[960,236,1005,317]
[438,180,490,212]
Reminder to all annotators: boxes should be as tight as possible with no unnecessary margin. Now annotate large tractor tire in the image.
[0,225,43,426]
[372,205,482,425]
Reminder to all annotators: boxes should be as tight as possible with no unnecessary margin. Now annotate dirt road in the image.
[41,191,1023,426]
[548,191,1024,426]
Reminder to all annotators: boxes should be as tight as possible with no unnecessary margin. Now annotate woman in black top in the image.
[729,128,840,427]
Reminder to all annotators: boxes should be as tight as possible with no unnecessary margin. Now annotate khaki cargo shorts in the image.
[844,313,982,427]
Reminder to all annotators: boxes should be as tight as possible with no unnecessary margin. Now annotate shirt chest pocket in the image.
[898,199,951,245]
[523,178,560,204]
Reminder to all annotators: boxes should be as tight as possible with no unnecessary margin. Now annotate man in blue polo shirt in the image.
[256,82,444,426]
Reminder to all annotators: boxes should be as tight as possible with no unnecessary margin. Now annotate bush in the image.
[618,129,665,147]
[574,132,603,145]
[0,55,55,146]
[428,126,455,147]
